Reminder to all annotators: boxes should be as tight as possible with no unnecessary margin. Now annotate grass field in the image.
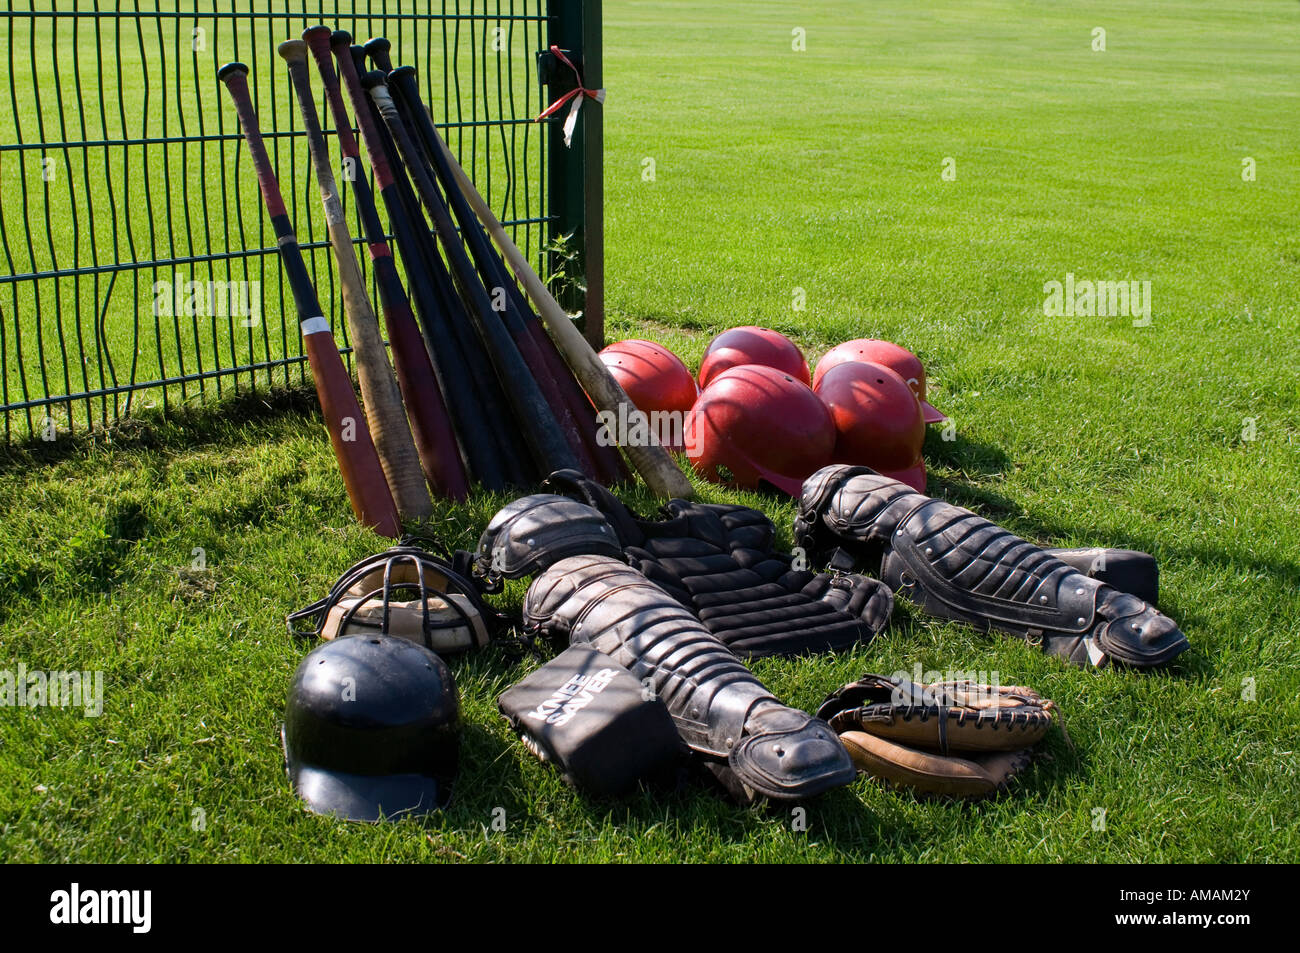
[2,0,1298,863]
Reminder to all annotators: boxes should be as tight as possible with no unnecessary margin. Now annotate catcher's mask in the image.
[287,538,502,654]
[282,634,459,821]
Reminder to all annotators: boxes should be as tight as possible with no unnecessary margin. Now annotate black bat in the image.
[374,56,625,485]
[347,49,537,488]
[361,69,581,477]
[330,32,521,489]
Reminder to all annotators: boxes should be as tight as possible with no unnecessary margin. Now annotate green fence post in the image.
[544,0,604,348]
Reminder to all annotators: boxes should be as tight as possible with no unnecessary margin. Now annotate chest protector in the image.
[478,470,892,658]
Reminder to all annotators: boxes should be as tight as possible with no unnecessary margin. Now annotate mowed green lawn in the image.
[2,0,1297,862]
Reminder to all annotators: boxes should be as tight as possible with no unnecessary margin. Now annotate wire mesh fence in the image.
[0,0,555,441]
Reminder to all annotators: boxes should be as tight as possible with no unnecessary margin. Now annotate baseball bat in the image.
[379,61,623,485]
[355,66,548,486]
[330,32,519,490]
[365,39,625,486]
[298,27,470,502]
[278,40,433,521]
[432,131,696,500]
[376,67,594,472]
[217,62,402,535]
[362,71,581,477]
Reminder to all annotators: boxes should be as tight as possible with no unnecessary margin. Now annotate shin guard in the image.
[795,466,1187,668]
[522,555,856,801]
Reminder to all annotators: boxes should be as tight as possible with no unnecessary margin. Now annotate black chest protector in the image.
[478,470,892,659]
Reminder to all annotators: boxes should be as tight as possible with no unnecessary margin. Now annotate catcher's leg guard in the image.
[794,466,1188,668]
[522,555,856,801]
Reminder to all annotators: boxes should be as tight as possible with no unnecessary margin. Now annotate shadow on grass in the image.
[923,429,1015,482]
[0,385,323,475]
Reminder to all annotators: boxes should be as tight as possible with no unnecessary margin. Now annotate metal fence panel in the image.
[0,0,554,441]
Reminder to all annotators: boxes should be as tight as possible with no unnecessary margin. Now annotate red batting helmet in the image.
[814,361,927,492]
[685,364,835,497]
[598,339,698,416]
[698,326,810,389]
[812,338,946,423]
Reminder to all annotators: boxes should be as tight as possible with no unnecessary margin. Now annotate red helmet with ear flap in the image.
[814,361,927,492]
[813,338,946,423]
[699,326,810,389]
[685,364,835,497]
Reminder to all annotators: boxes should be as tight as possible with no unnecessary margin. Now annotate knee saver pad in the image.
[796,466,1188,669]
[1043,547,1159,607]
[523,555,855,802]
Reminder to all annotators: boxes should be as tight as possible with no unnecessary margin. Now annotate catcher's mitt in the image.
[815,673,1062,798]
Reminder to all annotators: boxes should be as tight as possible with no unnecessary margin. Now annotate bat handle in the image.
[218,63,286,219]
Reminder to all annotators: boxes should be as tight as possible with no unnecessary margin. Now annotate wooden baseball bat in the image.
[430,133,695,500]
[218,62,401,535]
[299,27,470,502]
[278,40,433,521]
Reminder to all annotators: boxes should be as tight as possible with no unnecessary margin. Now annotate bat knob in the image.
[329,29,353,50]
[217,62,249,83]
[365,36,394,72]
[360,69,388,91]
[277,39,308,62]
[302,25,332,48]
[390,65,418,83]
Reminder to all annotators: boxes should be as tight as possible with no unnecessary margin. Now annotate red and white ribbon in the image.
[534,45,606,147]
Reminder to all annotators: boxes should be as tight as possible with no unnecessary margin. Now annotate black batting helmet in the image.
[282,634,459,821]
